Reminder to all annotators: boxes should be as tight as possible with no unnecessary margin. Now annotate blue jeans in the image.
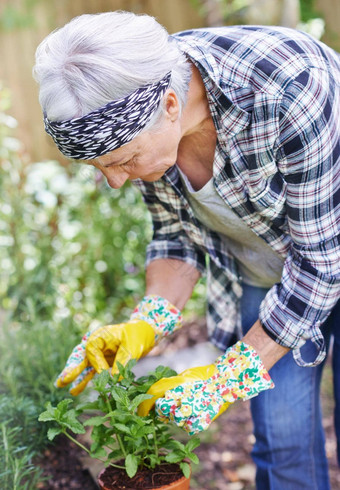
[241,284,339,490]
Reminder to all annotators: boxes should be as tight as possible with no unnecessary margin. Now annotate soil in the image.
[36,435,97,490]
[36,319,340,490]
[98,462,186,489]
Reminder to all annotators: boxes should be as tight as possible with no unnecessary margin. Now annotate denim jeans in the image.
[241,283,339,490]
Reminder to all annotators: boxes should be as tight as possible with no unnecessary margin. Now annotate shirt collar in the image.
[171,33,250,140]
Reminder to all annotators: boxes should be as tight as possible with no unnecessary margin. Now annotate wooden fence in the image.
[316,0,340,52]
[0,0,339,163]
[0,0,204,163]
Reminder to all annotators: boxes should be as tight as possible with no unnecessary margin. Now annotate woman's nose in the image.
[102,169,129,189]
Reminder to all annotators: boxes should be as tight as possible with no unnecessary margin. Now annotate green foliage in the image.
[0,422,45,490]
[300,0,321,23]
[39,361,201,479]
[0,82,151,487]
[190,0,251,21]
[1,158,152,332]
[0,396,47,490]
[0,0,41,31]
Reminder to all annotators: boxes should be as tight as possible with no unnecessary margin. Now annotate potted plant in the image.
[39,361,200,489]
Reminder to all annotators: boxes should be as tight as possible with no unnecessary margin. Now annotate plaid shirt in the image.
[133,26,340,366]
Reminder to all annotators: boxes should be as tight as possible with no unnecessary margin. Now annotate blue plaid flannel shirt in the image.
[133,25,340,366]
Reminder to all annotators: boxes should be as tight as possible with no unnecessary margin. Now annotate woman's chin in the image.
[142,172,166,182]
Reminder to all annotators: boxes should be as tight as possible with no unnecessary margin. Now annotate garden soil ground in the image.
[37,319,340,490]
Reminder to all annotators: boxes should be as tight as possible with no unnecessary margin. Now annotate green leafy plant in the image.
[39,361,200,479]
[0,420,45,490]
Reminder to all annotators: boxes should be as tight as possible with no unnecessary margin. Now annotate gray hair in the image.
[33,11,192,131]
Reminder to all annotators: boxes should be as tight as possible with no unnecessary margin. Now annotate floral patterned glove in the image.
[129,295,182,343]
[139,341,274,435]
[55,295,182,395]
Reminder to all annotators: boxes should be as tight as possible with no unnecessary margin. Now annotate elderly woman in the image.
[34,11,339,490]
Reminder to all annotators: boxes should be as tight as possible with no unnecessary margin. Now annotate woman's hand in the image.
[55,294,182,395]
[55,320,156,395]
[138,341,274,435]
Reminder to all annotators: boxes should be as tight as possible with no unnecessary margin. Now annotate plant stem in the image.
[104,395,127,458]
[152,418,158,459]
[116,433,126,458]
[62,430,91,455]
[107,461,126,470]
[62,430,125,469]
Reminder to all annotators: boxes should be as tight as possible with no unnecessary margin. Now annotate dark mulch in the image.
[36,435,97,490]
[36,319,340,490]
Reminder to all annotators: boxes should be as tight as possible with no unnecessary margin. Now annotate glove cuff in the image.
[215,340,274,401]
[130,295,183,343]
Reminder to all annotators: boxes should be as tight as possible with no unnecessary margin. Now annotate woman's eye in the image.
[121,159,135,168]
[104,158,135,170]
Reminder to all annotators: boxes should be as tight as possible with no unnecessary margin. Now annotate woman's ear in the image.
[164,89,180,122]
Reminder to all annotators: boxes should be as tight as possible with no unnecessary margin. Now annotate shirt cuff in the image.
[259,284,327,366]
[145,239,206,274]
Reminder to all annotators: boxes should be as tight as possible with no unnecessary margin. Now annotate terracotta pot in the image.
[97,463,191,490]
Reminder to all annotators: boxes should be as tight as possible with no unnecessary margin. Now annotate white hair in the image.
[33,11,192,130]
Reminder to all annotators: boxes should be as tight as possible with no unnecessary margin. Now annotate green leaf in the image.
[126,359,137,371]
[94,370,110,392]
[129,393,153,412]
[90,441,100,452]
[164,452,183,464]
[62,409,85,434]
[39,402,57,422]
[84,415,108,427]
[113,423,131,435]
[116,360,136,384]
[154,365,177,380]
[110,386,130,407]
[91,424,112,444]
[47,427,62,441]
[147,453,161,469]
[57,399,74,415]
[90,446,107,459]
[186,436,201,452]
[180,462,191,479]
[134,425,154,438]
[76,400,101,411]
[130,425,138,437]
[116,361,127,379]
[187,452,199,464]
[125,453,138,478]
[107,449,124,461]
[164,439,185,452]
[38,410,56,423]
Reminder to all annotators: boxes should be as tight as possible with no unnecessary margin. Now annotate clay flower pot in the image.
[98,463,191,490]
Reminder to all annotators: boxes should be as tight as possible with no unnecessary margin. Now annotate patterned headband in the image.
[44,72,172,160]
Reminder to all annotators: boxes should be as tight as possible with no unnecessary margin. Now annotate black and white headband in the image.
[44,72,172,160]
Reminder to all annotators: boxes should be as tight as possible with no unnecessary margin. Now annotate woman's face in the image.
[89,114,182,189]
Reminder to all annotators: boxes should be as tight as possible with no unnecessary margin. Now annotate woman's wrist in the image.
[145,258,200,310]
[242,319,290,371]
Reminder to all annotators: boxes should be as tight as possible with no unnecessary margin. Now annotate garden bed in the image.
[36,320,340,490]
[36,435,97,490]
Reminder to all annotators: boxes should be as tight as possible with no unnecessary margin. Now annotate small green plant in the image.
[39,361,200,479]
[0,421,45,490]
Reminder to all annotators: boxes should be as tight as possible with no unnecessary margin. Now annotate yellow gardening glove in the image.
[138,364,230,422]
[55,295,182,396]
[138,341,274,435]
[56,320,156,395]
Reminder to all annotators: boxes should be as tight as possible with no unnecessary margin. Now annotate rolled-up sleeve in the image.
[259,68,340,366]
